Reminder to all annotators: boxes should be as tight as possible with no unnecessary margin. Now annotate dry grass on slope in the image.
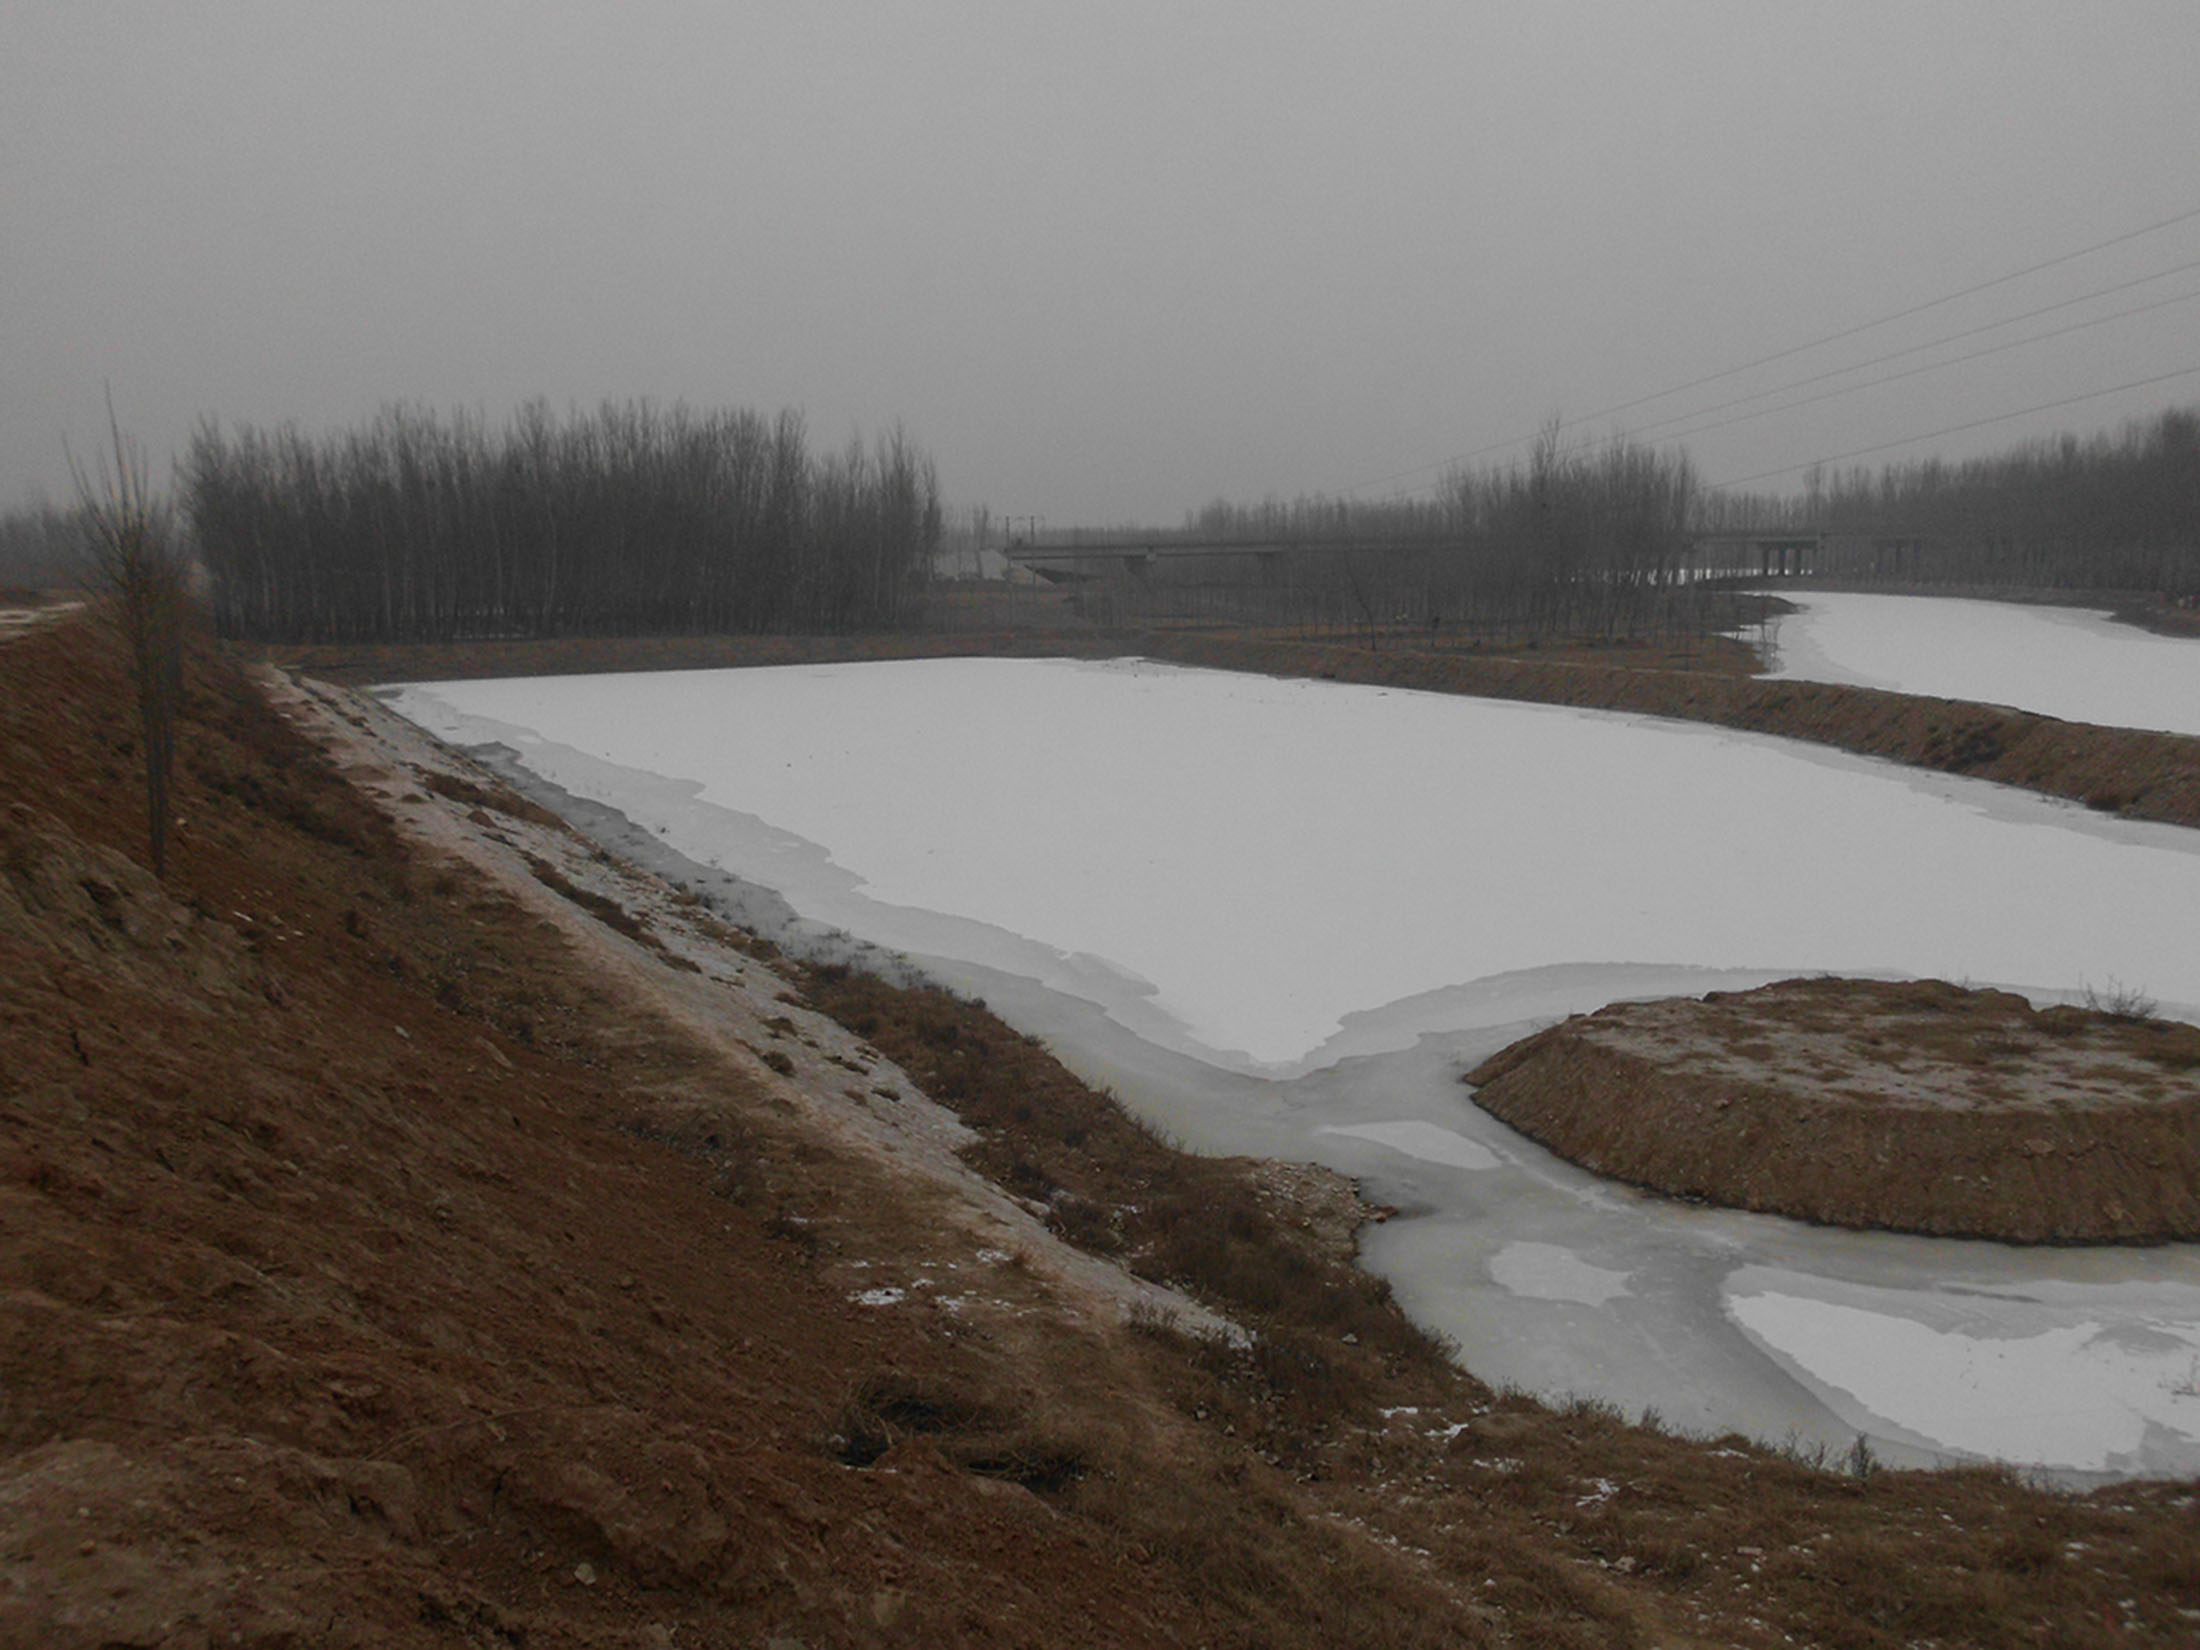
[0,617,1464,1647]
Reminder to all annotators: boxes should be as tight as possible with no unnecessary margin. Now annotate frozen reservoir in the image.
[389,654,2200,1478]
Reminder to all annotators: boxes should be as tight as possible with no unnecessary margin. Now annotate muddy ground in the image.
[1467,977,2200,1244]
[5,608,2199,1645]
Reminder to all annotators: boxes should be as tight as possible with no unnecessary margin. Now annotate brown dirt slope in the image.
[9,613,2200,1646]
[1467,977,2200,1243]
[0,617,1474,1648]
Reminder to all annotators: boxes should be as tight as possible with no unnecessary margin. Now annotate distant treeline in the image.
[1055,406,2200,634]
[0,505,83,592]
[185,401,942,641]
[1708,405,2200,594]
[1065,430,1718,641]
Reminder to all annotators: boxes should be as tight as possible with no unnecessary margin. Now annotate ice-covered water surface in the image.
[389,657,2200,1476]
[1336,1023,2200,1479]
[1767,590,2200,735]
[1725,1271,2200,1469]
[392,656,2200,1069]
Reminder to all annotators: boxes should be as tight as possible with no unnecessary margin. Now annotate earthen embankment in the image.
[1129,632,2200,830]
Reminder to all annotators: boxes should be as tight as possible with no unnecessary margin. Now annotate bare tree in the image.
[184,400,942,642]
[71,402,189,877]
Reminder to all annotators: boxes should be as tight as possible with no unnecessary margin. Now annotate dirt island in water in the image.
[1466,975,2200,1244]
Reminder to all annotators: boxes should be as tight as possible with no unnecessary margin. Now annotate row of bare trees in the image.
[1106,404,2200,629]
[1708,405,2200,593]
[184,401,942,641]
[1081,430,1713,641]
[1438,425,1701,635]
[0,504,86,592]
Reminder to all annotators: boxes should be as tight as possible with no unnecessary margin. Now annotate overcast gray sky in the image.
[7,1,2200,524]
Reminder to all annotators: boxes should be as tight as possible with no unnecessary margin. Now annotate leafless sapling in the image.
[71,406,190,878]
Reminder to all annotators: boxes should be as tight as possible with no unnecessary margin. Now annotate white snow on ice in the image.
[1725,1274,2200,1472]
[1766,591,2200,735]
[392,656,2200,1071]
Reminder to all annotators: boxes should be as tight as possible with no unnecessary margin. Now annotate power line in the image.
[1384,339,2200,503]
[1626,255,2200,442]
[1575,201,2200,422]
[1704,363,2200,491]
[1652,285,2200,449]
[1341,198,2200,496]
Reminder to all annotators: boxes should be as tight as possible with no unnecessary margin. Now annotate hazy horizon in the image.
[8,2,2200,524]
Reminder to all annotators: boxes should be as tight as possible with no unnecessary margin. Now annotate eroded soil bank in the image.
[1467,977,2200,1243]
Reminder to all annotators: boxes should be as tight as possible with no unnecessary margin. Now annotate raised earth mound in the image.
[1465,976,2200,1243]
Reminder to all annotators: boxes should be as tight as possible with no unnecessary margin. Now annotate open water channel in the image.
[389,600,2200,1481]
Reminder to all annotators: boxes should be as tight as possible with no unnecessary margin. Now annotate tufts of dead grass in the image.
[796,967,1450,1409]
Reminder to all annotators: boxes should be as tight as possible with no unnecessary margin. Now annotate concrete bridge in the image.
[1685,530,1823,578]
[1006,527,1937,585]
[1001,536,1438,583]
